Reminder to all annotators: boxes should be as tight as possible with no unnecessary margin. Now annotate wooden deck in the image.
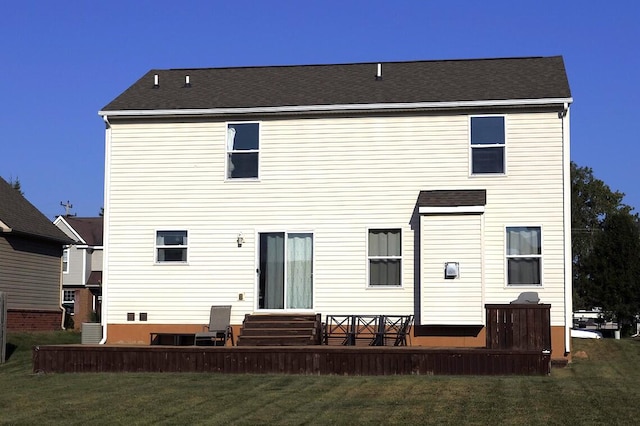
[33,344,551,375]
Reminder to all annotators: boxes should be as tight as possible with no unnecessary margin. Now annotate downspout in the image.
[59,246,67,330]
[99,115,111,344]
[561,103,572,356]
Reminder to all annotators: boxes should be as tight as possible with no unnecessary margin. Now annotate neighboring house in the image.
[98,56,573,360]
[53,216,103,328]
[0,177,74,331]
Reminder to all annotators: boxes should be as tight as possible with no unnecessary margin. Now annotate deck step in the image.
[236,335,316,346]
[242,321,317,329]
[243,315,318,323]
[240,328,317,337]
[237,314,322,346]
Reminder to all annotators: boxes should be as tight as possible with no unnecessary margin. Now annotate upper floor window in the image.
[227,122,259,179]
[368,229,402,286]
[506,226,541,286]
[62,248,69,273]
[471,116,505,174]
[156,230,188,263]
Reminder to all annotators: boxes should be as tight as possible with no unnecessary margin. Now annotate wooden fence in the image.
[485,304,551,351]
[33,344,550,375]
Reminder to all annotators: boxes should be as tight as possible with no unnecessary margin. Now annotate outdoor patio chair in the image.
[194,305,234,346]
[381,315,414,346]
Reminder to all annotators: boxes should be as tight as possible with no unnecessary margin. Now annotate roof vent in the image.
[153,74,159,88]
[375,63,382,81]
[183,75,191,88]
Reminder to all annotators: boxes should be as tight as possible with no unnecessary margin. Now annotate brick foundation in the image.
[7,309,63,331]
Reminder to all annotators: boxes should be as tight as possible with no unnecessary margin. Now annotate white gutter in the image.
[562,104,572,356]
[59,256,66,330]
[98,97,574,117]
[98,115,111,345]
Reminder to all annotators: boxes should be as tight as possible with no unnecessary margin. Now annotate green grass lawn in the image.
[2,332,640,425]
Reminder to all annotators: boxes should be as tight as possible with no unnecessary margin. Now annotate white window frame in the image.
[226,121,260,180]
[62,289,75,303]
[469,115,506,176]
[62,289,75,315]
[367,228,402,287]
[505,225,543,287]
[62,247,69,274]
[155,230,189,264]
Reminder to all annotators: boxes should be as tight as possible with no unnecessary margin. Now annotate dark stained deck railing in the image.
[33,345,550,375]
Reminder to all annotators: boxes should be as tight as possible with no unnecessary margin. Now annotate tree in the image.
[583,211,640,333]
[571,161,632,308]
[8,176,24,196]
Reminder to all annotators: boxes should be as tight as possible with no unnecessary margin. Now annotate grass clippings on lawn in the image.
[2,331,640,424]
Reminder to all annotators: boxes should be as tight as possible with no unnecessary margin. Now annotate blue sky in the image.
[1,1,638,218]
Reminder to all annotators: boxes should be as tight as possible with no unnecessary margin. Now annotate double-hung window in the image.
[368,229,401,286]
[506,226,542,285]
[156,230,188,263]
[62,248,69,273]
[470,116,505,174]
[227,122,259,179]
[62,290,75,314]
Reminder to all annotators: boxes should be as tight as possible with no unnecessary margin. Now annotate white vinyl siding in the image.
[104,111,567,326]
[421,214,483,325]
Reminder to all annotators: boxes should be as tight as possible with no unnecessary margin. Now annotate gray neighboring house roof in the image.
[0,177,73,244]
[62,216,103,246]
[100,56,571,113]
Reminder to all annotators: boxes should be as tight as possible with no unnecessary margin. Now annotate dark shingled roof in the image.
[417,190,487,207]
[0,177,74,243]
[64,217,103,246]
[87,271,102,286]
[101,56,571,112]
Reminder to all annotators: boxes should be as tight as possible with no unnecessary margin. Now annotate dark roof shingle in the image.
[0,177,74,243]
[417,190,487,207]
[64,217,103,246]
[101,56,571,112]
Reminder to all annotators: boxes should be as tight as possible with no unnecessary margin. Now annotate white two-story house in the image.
[98,56,572,360]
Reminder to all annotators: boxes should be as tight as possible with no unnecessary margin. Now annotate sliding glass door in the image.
[259,232,313,310]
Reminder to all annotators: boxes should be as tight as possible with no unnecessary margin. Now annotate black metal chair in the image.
[324,315,355,345]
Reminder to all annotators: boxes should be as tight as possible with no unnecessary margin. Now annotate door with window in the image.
[258,232,313,310]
